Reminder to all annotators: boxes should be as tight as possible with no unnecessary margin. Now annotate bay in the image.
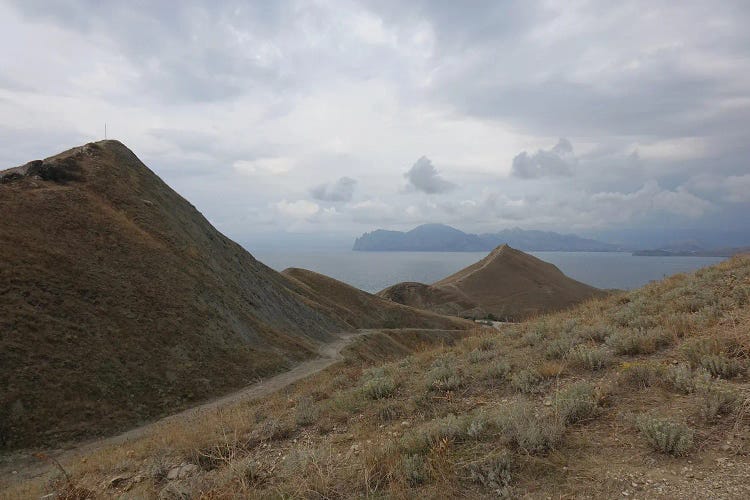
[252,250,725,293]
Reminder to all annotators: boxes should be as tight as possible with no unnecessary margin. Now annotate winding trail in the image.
[1,330,369,486]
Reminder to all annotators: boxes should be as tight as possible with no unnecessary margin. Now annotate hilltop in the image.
[379,244,603,320]
[0,141,467,450]
[353,223,619,252]
[6,253,748,499]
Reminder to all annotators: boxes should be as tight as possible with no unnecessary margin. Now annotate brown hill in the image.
[282,268,470,330]
[0,141,465,450]
[379,244,603,320]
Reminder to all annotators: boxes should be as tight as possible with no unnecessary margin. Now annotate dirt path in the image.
[1,330,368,486]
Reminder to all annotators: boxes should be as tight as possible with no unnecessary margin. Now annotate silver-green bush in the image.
[635,415,694,456]
[511,368,545,393]
[402,454,426,486]
[566,345,612,371]
[496,404,565,454]
[362,375,397,400]
[480,359,512,382]
[553,382,598,424]
[700,354,743,379]
[426,358,463,391]
[295,396,319,427]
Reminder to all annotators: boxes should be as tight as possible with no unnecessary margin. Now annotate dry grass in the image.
[5,254,750,499]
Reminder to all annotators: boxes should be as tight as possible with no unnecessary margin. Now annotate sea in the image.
[252,250,725,293]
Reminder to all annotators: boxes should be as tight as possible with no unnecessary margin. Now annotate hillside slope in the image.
[282,268,470,330]
[0,141,464,450]
[8,255,749,499]
[379,244,603,320]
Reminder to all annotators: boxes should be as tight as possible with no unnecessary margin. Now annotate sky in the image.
[1,0,749,248]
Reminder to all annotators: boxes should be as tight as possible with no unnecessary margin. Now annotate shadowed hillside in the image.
[379,244,604,320]
[0,141,467,450]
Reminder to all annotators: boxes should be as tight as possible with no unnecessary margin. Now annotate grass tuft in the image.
[635,414,694,456]
[511,368,546,393]
[496,404,565,454]
[699,354,743,379]
[425,357,463,391]
[697,382,739,422]
[553,382,599,424]
[566,345,612,371]
[606,328,672,356]
[618,361,665,389]
[402,454,426,486]
[295,396,318,427]
[362,375,397,400]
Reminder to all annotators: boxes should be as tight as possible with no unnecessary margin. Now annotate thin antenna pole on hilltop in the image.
[105,123,107,140]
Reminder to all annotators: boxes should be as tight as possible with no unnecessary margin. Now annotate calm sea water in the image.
[252,250,725,293]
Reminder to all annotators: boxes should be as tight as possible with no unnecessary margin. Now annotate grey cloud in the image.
[7,1,292,103]
[378,1,750,140]
[310,177,357,202]
[3,0,749,238]
[404,156,455,194]
[512,138,576,179]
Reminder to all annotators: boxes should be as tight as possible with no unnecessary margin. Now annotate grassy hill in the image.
[379,244,604,320]
[0,141,467,451]
[7,255,749,498]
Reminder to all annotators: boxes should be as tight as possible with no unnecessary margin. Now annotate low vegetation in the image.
[5,254,750,498]
[635,414,694,456]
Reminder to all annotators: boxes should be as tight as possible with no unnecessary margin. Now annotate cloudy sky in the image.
[1,1,749,247]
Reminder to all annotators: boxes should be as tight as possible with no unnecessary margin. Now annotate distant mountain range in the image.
[633,244,750,257]
[353,224,622,252]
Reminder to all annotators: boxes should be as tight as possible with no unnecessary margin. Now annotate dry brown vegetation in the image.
[378,244,604,321]
[0,141,469,450]
[3,255,750,499]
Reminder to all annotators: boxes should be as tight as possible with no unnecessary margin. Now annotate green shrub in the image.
[496,404,565,454]
[426,359,463,391]
[468,348,496,364]
[295,396,319,427]
[480,359,512,382]
[612,301,657,329]
[466,412,493,440]
[664,364,697,394]
[254,417,294,441]
[377,402,405,423]
[521,323,548,346]
[402,454,426,486]
[699,355,743,379]
[511,368,545,394]
[545,335,579,359]
[553,382,598,424]
[467,451,514,492]
[478,337,497,351]
[636,415,694,456]
[619,361,665,388]
[606,329,671,355]
[578,325,614,343]
[566,345,612,371]
[698,383,739,422]
[400,414,467,454]
[363,375,397,400]
[680,337,721,367]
